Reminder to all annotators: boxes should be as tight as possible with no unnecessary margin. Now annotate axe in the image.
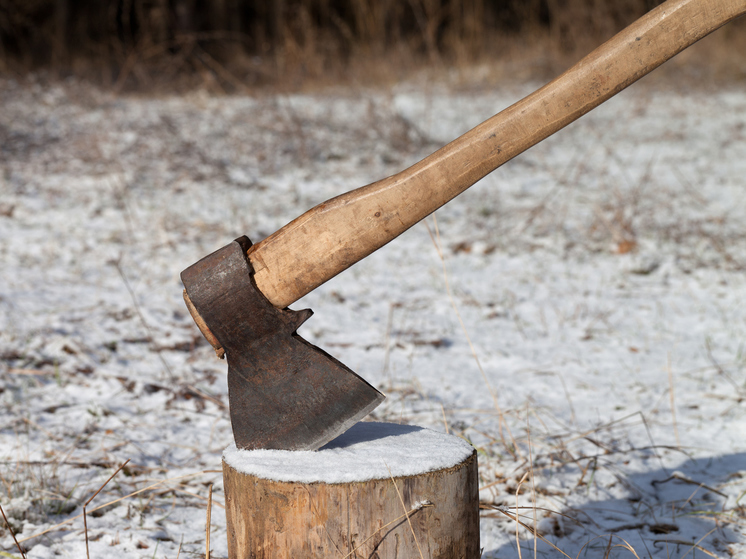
[182,0,745,451]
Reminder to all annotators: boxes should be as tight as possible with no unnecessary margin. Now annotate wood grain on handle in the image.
[249,0,746,309]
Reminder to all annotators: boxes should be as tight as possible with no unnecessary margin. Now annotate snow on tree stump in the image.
[222,422,479,558]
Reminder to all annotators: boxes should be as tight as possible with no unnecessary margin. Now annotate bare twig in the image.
[168,487,225,509]
[341,501,432,559]
[439,403,450,434]
[426,215,518,457]
[667,353,680,447]
[84,459,130,559]
[205,484,213,559]
[492,503,572,559]
[114,261,176,384]
[667,527,719,559]
[576,534,642,559]
[603,534,613,559]
[0,502,27,559]
[705,338,744,395]
[526,405,537,559]
[385,463,425,559]
[19,470,217,544]
[652,472,726,499]
[515,471,529,559]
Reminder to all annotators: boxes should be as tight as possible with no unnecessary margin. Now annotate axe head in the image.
[181,236,384,451]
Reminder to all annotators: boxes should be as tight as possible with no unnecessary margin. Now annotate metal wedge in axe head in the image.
[181,0,746,451]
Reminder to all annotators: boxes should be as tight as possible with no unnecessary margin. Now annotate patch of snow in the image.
[223,422,475,483]
[1,74,745,558]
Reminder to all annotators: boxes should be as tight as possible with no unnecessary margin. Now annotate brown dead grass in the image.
[1,1,744,93]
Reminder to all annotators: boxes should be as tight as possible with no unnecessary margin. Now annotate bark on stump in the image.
[222,422,479,558]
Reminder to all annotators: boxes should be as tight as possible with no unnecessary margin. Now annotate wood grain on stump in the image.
[222,422,479,558]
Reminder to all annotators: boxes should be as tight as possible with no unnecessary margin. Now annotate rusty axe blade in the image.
[181,236,383,451]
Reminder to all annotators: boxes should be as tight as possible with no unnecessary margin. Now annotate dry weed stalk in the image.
[526,405,538,559]
[478,402,707,558]
[426,215,518,457]
[19,470,219,545]
[7,0,746,91]
[672,527,719,558]
[666,353,681,448]
[386,463,426,559]
[205,483,213,559]
[515,471,530,559]
[486,501,573,559]
[83,459,130,559]
[575,534,642,559]
[439,403,450,434]
[340,500,433,559]
[114,261,176,384]
[0,502,27,559]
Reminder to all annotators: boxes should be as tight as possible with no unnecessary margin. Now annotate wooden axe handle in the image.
[248,0,746,309]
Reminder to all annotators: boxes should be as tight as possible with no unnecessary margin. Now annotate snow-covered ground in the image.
[1,73,745,558]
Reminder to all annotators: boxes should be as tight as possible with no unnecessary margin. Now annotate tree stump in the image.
[222,422,479,558]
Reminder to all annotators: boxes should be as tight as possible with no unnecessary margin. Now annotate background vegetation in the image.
[2,0,744,91]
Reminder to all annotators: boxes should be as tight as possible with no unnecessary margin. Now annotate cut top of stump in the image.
[222,421,475,484]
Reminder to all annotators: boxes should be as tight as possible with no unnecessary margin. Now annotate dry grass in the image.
[2,50,745,556]
[381,175,746,557]
[376,201,746,557]
[0,0,744,92]
[465,401,745,557]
